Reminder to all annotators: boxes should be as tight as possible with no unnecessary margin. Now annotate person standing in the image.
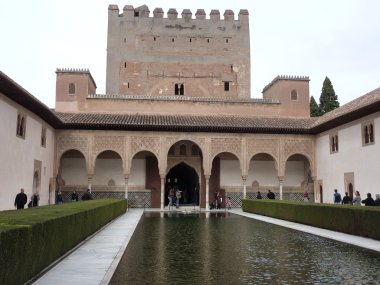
[175,188,182,208]
[14,188,27,209]
[333,189,341,204]
[267,189,275,200]
[361,193,375,206]
[304,191,310,202]
[82,189,93,201]
[168,187,174,208]
[32,193,40,207]
[226,196,232,210]
[57,191,63,204]
[342,192,353,205]
[256,191,262,199]
[71,190,79,202]
[352,191,361,206]
[374,194,380,206]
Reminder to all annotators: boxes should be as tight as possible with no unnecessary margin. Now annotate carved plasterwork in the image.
[56,133,89,161]
[283,139,313,162]
[165,136,206,156]
[93,135,125,159]
[130,136,160,158]
[246,138,279,167]
[210,137,242,161]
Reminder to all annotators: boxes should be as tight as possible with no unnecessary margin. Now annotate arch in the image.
[93,150,124,188]
[284,152,314,177]
[129,149,160,175]
[59,149,88,190]
[248,152,279,172]
[248,153,278,194]
[211,151,242,173]
[165,162,200,206]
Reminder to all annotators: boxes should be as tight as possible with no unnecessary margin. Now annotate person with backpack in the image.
[333,189,341,204]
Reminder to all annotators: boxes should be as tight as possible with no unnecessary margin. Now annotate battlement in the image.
[108,4,249,22]
[262,75,310,93]
[56,68,90,74]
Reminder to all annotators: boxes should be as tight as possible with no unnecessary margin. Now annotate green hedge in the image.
[242,199,380,240]
[0,199,127,285]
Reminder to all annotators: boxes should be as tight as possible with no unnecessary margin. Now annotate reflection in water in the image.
[110,212,380,285]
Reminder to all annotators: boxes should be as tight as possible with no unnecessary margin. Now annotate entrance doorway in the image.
[166,162,199,206]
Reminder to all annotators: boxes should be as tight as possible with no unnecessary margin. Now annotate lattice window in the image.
[291,89,298,101]
[68,83,76,95]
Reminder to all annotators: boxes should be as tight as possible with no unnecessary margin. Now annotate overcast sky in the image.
[1,0,379,108]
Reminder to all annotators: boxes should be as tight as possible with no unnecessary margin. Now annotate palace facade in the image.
[1,5,379,211]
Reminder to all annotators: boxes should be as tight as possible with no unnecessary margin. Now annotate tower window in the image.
[154,37,156,41]
[225,38,229,43]
[172,38,175,42]
[175,83,184,95]
[291,89,298,101]
[224,81,230,91]
[207,38,210,43]
[134,11,139,17]
[68,83,76,95]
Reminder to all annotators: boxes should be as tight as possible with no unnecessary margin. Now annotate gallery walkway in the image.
[32,208,380,285]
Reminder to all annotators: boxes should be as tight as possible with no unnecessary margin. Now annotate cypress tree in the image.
[310,96,320,117]
[319,76,339,115]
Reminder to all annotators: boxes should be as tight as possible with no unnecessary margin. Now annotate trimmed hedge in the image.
[0,199,127,285]
[242,199,380,240]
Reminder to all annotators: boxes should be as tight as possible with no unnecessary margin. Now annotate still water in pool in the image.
[110,212,380,284]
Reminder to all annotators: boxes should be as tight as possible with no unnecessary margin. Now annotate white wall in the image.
[93,158,124,185]
[0,95,55,210]
[129,159,145,186]
[316,115,380,203]
[220,159,304,187]
[61,158,87,185]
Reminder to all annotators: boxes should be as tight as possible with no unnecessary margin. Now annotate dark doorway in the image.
[348,183,354,198]
[319,185,323,203]
[166,162,199,206]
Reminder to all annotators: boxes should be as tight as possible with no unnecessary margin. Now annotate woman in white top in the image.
[352,190,361,206]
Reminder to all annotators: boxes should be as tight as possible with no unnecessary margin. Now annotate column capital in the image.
[278,176,284,182]
[242,175,248,181]
[204,174,211,180]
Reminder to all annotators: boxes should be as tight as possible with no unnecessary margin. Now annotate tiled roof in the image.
[310,87,380,133]
[56,112,315,134]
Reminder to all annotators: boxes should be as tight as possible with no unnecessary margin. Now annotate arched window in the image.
[16,114,26,138]
[41,127,46,147]
[179,144,187,155]
[364,125,369,144]
[362,122,375,145]
[175,83,184,95]
[330,134,339,153]
[69,83,76,95]
[290,89,298,101]
[369,124,374,143]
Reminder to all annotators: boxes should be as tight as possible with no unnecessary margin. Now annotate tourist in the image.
[352,191,361,206]
[226,196,232,210]
[56,191,63,204]
[71,190,79,202]
[82,189,93,201]
[32,193,40,207]
[14,188,27,209]
[374,194,380,206]
[304,191,309,202]
[267,189,275,199]
[361,193,375,206]
[333,189,341,204]
[256,191,262,199]
[175,188,182,208]
[168,187,174,208]
[341,192,353,205]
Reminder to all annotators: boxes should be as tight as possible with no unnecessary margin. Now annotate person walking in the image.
[14,188,27,209]
[361,193,375,206]
[175,188,182,208]
[342,192,353,205]
[333,189,341,204]
[352,191,361,206]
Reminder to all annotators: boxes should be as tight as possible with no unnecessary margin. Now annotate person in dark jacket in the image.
[342,192,353,205]
[14,188,27,209]
[374,194,380,206]
[82,189,93,201]
[361,193,375,206]
[267,189,275,199]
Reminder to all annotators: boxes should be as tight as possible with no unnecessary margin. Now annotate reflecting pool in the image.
[110,212,380,284]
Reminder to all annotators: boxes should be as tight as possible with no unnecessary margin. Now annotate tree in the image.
[310,96,320,117]
[319,76,339,115]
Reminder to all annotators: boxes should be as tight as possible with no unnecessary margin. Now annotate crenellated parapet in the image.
[262,75,310,93]
[56,68,91,74]
[108,4,249,23]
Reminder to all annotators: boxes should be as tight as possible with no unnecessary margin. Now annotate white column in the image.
[242,176,247,199]
[205,175,210,210]
[278,176,284,200]
[87,175,93,192]
[124,175,129,199]
[160,176,165,210]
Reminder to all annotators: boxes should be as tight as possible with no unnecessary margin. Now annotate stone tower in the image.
[106,5,250,99]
